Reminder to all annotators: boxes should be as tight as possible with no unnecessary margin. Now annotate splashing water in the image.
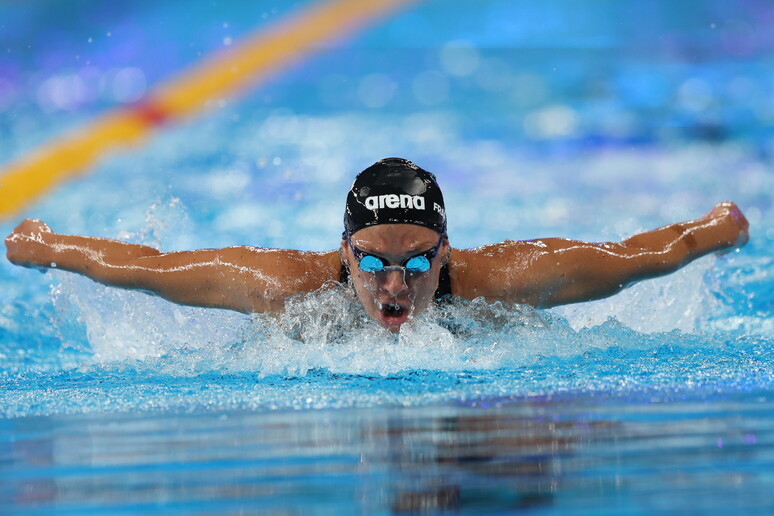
[1,241,768,420]
[0,108,771,423]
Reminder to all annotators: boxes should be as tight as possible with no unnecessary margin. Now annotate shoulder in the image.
[217,246,342,289]
[448,240,551,301]
[449,239,552,269]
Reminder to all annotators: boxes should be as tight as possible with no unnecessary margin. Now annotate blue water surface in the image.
[2,0,774,514]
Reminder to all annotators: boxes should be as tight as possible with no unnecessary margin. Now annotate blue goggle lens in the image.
[356,254,433,274]
[358,255,385,273]
[405,255,431,273]
[351,234,442,275]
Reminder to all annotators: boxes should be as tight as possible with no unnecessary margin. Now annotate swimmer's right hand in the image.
[5,219,54,271]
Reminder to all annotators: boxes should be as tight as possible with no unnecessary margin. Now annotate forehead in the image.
[350,224,440,252]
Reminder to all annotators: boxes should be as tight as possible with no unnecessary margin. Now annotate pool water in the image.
[4,395,773,515]
[2,0,774,514]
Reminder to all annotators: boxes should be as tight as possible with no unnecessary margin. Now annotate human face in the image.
[341,224,449,332]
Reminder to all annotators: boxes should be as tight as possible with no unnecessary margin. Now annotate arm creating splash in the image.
[449,201,749,308]
[5,219,341,313]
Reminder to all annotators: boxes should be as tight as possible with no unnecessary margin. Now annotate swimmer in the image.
[5,158,749,332]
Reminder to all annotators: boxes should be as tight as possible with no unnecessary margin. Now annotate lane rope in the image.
[0,0,419,219]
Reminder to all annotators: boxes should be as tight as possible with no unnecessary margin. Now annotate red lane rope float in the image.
[0,0,420,219]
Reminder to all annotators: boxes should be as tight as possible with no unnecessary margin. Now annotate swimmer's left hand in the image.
[701,201,749,251]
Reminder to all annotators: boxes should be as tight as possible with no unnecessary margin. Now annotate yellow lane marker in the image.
[0,0,420,219]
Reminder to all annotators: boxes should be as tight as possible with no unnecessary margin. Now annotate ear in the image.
[339,238,349,265]
[441,236,451,265]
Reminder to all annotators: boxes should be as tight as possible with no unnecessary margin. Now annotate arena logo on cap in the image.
[364,194,425,210]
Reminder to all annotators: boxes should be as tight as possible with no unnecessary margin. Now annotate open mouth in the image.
[382,303,404,318]
[378,302,410,328]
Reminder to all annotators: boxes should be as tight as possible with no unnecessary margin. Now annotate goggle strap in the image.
[347,232,442,274]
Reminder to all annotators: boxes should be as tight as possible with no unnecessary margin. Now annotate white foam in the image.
[553,258,718,334]
[50,272,673,379]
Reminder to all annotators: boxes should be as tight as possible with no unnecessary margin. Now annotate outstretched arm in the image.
[451,202,749,308]
[5,219,341,313]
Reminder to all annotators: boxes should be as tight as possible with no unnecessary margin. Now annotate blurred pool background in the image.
[1,0,774,514]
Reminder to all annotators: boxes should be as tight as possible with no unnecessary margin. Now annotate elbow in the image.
[247,286,291,313]
[541,279,629,308]
[615,242,689,278]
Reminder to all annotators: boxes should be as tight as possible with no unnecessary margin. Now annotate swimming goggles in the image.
[348,234,444,275]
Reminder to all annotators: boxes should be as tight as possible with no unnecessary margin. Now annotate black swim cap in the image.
[343,158,447,236]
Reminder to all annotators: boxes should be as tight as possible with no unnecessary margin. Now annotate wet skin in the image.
[5,202,749,333]
[341,225,450,332]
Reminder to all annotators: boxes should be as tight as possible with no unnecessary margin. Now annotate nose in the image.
[381,269,408,296]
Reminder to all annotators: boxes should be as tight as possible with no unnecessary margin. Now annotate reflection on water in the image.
[2,394,773,515]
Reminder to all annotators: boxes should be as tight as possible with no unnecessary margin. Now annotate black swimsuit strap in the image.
[435,263,452,301]
[339,263,452,302]
[339,263,350,284]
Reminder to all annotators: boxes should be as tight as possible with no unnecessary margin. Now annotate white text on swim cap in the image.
[364,194,425,210]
